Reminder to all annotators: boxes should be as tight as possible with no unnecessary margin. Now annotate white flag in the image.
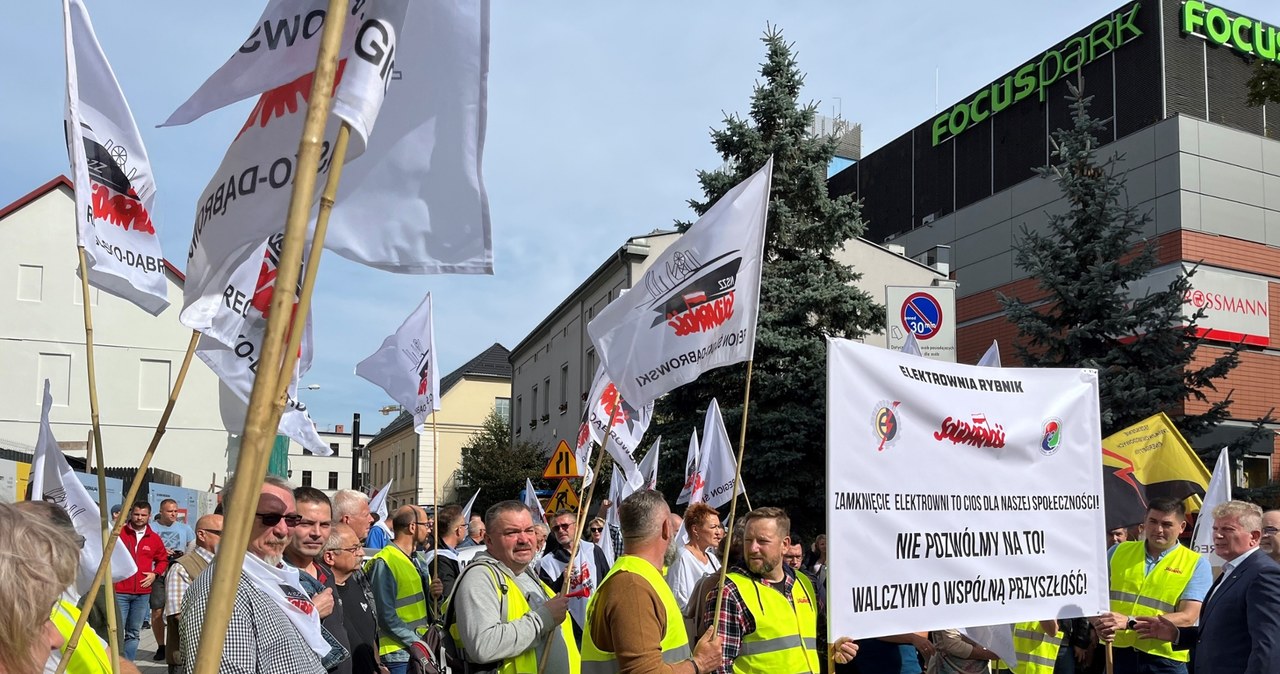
[587,158,773,407]
[599,465,629,566]
[977,340,1002,367]
[179,0,410,337]
[63,0,168,315]
[637,437,661,491]
[694,399,746,509]
[1191,447,1232,568]
[460,488,481,526]
[355,293,440,432]
[574,364,649,489]
[900,332,923,357]
[958,625,1017,670]
[524,478,546,527]
[369,479,392,524]
[675,429,700,505]
[30,380,137,594]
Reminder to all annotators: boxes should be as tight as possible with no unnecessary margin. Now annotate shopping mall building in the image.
[829,0,1280,483]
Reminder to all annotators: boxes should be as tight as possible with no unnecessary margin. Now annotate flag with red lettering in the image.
[675,428,700,505]
[691,398,746,509]
[63,0,168,315]
[587,158,772,407]
[355,292,440,433]
[574,364,648,489]
[178,0,409,341]
[524,478,546,527]
[30,379,138,595]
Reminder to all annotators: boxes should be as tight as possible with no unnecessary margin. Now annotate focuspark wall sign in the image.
[1182,1,1280,63]
[931,4,1143,147]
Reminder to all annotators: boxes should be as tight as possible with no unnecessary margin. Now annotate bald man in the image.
[365,505,433,674]
[166,514,221,671]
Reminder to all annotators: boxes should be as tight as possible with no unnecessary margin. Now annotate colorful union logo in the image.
[1041,418,1063,456]
[872,401,903,452]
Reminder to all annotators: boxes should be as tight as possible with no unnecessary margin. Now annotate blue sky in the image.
[3,0,1275,435]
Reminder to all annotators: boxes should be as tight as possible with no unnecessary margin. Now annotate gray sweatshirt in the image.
[452,550,572,674]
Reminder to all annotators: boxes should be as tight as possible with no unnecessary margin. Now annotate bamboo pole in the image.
[431,411,441,615]
[88,430,120,674]
[536,397,619,674]
[55,331,200,674]
[191,4,348,673]
[711,359,755,638]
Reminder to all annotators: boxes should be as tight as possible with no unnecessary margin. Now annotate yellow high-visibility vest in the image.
[366,545,429,656]
[51,600,111,674]
[1109,541,1198,662]
[725,571,819,673]
[580,555,692,672]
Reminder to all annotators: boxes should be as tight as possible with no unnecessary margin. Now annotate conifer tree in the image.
[1000,83,1240,439]
[652,27,882,533]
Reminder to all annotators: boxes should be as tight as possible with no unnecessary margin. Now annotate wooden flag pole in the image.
[191,3,348,673]
[711,359,756,638]
[430,410,441,615]
[89,430,120,674]
[55,331,200,674]
[536,398,619,674]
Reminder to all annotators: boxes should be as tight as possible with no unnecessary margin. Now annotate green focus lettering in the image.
[991,76,1014,114]
[1062,36,1087,75]
[1206,7,1232,43]
[1115,3,1142,44]
[948,103,970,138]
[1037,50,1062,102]
[1259,26,1277,60]
[1088,18,1114,62]
[932,114,951,146]
[970,89,991,123]
[1232,16,1254,53]
[1012,62,1037,104]
[1184,0,1207,35]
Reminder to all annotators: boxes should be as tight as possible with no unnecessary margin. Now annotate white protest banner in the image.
[180,0,408,337]
[637,437,661,491]
[588,158,772,407]
[30,380,137,594]
[524,478,547,527]
[977,340,1001,368]
[63,0,169,315]
[355,292,440,432]
[826,338,1107,638]
[675,429,700,505]
[574,364,649,489]
[1190,447,1231,568]
[692,398,746,509]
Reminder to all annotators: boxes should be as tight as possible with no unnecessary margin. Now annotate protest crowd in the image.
[6,1,1280,674]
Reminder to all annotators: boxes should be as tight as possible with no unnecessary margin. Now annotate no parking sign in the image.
[886,286,956,361]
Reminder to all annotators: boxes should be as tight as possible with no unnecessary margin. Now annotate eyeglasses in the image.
[416,520,431,526]
[552,523,573,531]
[589,527,603,534]
[256,512,303,527]
[1264,526,1279,535]
[199,529,223,536]
[335,545,363,554]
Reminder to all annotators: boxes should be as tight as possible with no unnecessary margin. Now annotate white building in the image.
[0,177,233,488]
[286,427,374,497]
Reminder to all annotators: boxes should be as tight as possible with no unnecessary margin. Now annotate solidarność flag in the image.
[355,292,441,432]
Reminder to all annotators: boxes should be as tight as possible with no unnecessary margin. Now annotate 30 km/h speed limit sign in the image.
[886,286,956,361]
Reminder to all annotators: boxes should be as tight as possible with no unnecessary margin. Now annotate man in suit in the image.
[1136,500,1280,674]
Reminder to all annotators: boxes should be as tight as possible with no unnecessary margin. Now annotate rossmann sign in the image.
[1132,266,1271,347]
[931,4,1143,146]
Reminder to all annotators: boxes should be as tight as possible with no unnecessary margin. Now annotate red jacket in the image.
[113,525,169,595]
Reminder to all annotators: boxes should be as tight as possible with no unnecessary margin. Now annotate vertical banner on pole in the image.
[826,338,1107,638]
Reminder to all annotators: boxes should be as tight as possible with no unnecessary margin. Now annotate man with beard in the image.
[324,523,385,674]
[419,504,465,610]
[181,475,345,673]
[286,487,350,674]
[365,505,433,674]
[703,507,858,673]
[536,511,611,642]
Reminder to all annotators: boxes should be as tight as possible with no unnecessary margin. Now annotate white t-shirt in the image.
[536,542,603,628]
[665,545,721,610]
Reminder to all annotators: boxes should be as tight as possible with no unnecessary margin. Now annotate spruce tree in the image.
[651,27,882,534]
[1000,83,1240,439]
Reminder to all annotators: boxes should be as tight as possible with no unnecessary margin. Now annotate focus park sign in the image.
[1182,1,1280,63]
[931,4,1143,146]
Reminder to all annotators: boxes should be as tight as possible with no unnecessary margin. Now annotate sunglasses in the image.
[589,528,603,534]
[256,512,303,527]
[552,523,574,531]
[199,529,223,535]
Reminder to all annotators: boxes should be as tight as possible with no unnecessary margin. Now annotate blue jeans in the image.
[115,593,150,660]
[385,662,408,674]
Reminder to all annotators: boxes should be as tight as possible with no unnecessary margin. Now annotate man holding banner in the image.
[1093,498,1210,674]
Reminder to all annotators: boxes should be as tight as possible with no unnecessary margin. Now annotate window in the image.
[515,396,522,434]
[328,472,339,490]
[138,359,171,411]
[542,377,551,418]
[38,353,72,407]
[401,452,407,479]
[495,397,511,424]
[17,265,42,302]
[302,470,313,487]
[586,349,597,381]
[559,364,569,413]
[531,385,539,423]
[329,442,340,455]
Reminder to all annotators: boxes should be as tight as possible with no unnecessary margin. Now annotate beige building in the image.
[833,237,953,349]
[365,343,511,508]
[509,231,680,450]
[0,177,233,487]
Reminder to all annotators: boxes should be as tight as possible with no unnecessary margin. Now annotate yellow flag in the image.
[1100,412,1210,528]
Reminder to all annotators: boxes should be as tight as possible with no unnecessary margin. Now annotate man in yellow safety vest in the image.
[366,505,433,674]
